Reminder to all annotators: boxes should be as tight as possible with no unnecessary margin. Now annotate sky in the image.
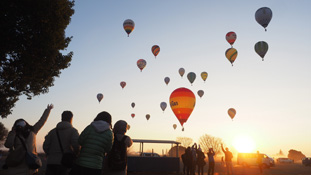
[1,0,311,157]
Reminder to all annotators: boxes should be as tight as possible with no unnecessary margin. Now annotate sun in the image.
[233,135,256,153]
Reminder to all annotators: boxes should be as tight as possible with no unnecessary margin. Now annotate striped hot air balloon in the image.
[225,48,238,66]
[169,87,196,130]
[151,45,160,58]
[123,19,135,37]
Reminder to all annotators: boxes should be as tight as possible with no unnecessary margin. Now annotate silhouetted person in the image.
[257,151,263,174]
[190,143,197,175]
[43,110,80,175]
[105,120,133,175]
[207,148,215,175]
[181,150,187,175]
[185,147,192,175]
[4,104,53,175]
[196,147,205,175]
[221,144,233,175]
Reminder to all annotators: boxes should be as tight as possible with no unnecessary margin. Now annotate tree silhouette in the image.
[0,0,75,118]
[176,137,193,148]
[288,149,305,161]
[199,134,223,155]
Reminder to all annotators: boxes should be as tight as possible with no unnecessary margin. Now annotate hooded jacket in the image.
[43,121,80,165]
[75,120,113,169]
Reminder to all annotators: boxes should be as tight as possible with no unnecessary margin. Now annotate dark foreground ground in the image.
[1,155,311,175]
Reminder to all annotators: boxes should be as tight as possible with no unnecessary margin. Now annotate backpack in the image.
[107,135,128,170]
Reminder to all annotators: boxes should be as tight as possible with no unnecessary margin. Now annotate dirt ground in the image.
[128,162,311,175]
[1,156,311,175]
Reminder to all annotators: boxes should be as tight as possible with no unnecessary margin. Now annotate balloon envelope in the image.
[97,93,103,103]
[197,90,204,98]
[131,102,135,108]
[120,81,126,89]
[179,68,185,78]
[160,102,167,112]
[255,41,268,61]
[187,72,196,85]
[164,77,170,85]
[151,45,160,58]
[146,114,150,120]
[228,108,236,120]
[123,19,135,37]
[169,87,196,127]
[131,113,135,118]
[226,32,237,46]
[137,59,147,72]
[225,48,238,66]
[255,7,272,31]
[173,124,177,130]
[201,72,208,82]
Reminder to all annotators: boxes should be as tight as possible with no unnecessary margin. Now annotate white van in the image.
[237,153,274,168]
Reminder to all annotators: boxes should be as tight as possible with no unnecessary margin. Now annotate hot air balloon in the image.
[160,102,167,112]
[120,81,126,89]
[228,108,236,120]
[97,93,103,103]
[226,31,237,47]
[123,19,135,37]
[131,102,135,108]
[255,7,272,31]
[146,114,150,121]
[225,48,238,66]
[173,124,177,130]
[151,45,160,58]
[197,90,204,98]
[255,41,268,61]
[137,59,146,72]
[187,72,196,85]
[201,72,208,82]
[164,77,170,85]
[131,113,135,118]
[170,87,196,130]
[179,68,185,78]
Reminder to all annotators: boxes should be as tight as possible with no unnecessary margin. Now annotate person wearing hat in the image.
[4,104,54,175]
[70,111,113,175]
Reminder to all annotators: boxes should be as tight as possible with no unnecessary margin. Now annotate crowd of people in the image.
[181,143,234,175]
[2,104,133,175]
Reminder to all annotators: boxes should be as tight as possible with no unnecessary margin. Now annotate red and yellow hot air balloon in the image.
[123,19,135,37]
[151,45,160,58]
[131,113,135,118]
[169,87,196,130]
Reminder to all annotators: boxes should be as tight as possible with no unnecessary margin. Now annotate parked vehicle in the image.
[237,153,275,168]
[140,152,160,157]
[277,157,294,163]
[302,157,311,166]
